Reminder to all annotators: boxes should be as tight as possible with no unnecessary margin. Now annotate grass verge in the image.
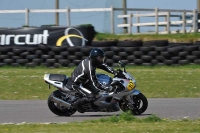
[0,65,200,100]
[0,112,200,133]
[94,32,200,43]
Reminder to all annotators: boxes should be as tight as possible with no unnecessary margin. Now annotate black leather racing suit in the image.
[71,57,115,96]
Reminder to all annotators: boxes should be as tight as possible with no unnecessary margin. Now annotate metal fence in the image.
[0,7,199,34]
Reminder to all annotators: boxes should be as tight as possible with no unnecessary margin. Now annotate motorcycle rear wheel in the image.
[48,90,76,116]
[119,93,148,115]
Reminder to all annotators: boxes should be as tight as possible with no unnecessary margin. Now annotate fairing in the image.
[96,74,112,86]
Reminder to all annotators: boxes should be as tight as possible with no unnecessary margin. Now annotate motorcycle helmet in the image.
[89,48,105,66]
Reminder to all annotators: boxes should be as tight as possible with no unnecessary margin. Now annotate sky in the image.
[0,0,197,33]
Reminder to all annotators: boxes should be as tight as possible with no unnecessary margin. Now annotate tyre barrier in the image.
[0,41,200,67]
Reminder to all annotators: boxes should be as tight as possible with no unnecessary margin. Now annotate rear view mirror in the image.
[118,61,125,67]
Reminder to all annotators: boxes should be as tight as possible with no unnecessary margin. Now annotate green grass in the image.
[0,112,200,133]
[92,111,162,123]
[1,121,200,133]
[94,32,200,43]
[0,65,200,100]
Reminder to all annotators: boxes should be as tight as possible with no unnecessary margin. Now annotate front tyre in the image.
[119,93,148,115]
[48,90,76,116]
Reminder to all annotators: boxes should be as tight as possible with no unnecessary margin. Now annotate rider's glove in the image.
[106,86,114,92]
[112,69,118,76]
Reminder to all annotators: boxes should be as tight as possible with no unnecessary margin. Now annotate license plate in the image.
[127,80,135,90]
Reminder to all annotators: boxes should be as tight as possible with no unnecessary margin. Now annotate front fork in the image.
[124,89,140,108]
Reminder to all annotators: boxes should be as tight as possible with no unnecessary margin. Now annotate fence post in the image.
[128,13,132,34]
[136,12,140,33]
[193,9,197,32]
[166,12,170,34]
[155,7,159,34]
[110,6,114,34]
[164,14,167,32]
[182,10,186,33]
[66,7,70,26]
[25,8,29,26]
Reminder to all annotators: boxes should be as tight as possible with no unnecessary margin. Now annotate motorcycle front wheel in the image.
[119,93,148,115]
[48,90,76,116]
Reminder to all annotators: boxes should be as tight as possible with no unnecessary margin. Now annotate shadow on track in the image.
[55,113,152,117]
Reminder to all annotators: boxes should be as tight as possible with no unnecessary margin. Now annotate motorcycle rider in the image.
[71,48,116,113]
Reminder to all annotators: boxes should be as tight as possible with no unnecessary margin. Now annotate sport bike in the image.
[44,61,148,116]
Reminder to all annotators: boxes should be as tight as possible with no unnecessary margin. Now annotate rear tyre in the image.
[48,90,76,116]
[119,93,148,115]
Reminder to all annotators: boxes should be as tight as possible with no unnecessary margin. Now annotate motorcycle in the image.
[44,61,148,116]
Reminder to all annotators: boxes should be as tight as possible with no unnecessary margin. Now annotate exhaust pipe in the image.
[51,96,72,108]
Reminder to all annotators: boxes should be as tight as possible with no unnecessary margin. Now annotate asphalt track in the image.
[0,98,200,124]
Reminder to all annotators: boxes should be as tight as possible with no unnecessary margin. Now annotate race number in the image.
[127,80,135,90]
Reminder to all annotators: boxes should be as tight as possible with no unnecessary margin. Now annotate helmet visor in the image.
[97,56,105,64]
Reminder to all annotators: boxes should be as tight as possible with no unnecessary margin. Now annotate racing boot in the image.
[72,97,91,113]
